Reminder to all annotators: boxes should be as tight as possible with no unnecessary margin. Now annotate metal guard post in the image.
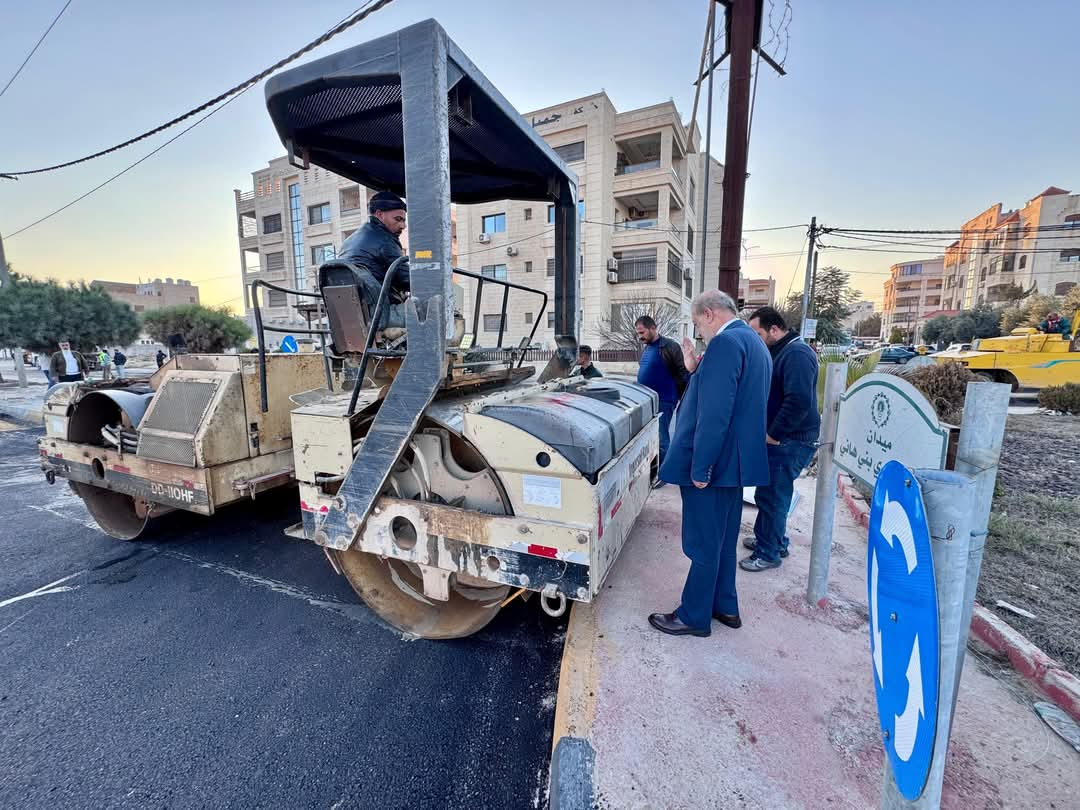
[347,255,407,417]
[452,267,548,367]
[250,278,331,413]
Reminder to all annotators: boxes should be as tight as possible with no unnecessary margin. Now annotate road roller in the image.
[37,353,332,538]
[267,19,661,638]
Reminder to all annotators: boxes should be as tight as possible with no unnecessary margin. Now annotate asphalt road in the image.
[0,425,566,810]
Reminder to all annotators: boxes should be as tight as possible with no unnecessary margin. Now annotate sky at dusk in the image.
[1,0,1077,312]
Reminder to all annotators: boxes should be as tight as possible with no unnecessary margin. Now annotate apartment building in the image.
[92,277,199,314]
[942,186,1080,310]
[881,257,945,342]
[841,300,876,331]
[738,275,776,309]
[455,92,722,348]
[234,158,383,331]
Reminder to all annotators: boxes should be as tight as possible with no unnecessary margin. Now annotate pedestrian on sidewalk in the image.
[98,348,112,381]
[634,315,689,471]
[156,349,167,368]
[113,349,128,379]
[49,341,88,383]
[572,345,603,379]
[648,291,772,637]
[740,307,821,572]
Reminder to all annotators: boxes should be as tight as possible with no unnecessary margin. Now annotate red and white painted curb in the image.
[837,474,1080,722]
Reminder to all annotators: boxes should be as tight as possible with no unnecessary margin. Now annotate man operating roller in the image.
[332,190,411,340]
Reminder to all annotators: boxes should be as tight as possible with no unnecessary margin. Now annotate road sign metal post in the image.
[948,382,1009,715]
[878,468,974,809]
[806,361,846,606]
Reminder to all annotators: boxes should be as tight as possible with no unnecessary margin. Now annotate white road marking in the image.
[0,571,84,609]
[0,606,37,634]
[26,503,98,530]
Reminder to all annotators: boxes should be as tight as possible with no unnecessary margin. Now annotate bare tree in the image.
[595,296,684,351]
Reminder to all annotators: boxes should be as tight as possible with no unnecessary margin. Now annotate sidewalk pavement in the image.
[551,476,1080,809]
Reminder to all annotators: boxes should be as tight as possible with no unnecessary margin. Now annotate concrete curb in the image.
[548,603,598,809]
[836,473,1080,723]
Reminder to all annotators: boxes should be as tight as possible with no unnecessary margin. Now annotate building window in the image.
[483,314,506,332]
[553,141,585,163]
[1056,281,1076,295]
[308,202,331,225]
[1061,249,1080,263]
[263,214,282,234]
[482,213,506,234]
[547,312,555,328]
[339,186,362,211]
[311,244,335,265]
[548,205,555,224]
[343,229,357,242]
[525,261,533,273]
[525,312,534,324]
[265,252,285,272]
[1064,214,1080,227]
[524,208,532,221]
[481,264,507,281]
[267,290,288,307]
[288,184,305,288]
[1018,255,1027,269]
[546,258,555,277]
[689,176,697,205]
[686,224,695,255]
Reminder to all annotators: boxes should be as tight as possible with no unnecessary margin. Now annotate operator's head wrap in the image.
[369,191,407,214]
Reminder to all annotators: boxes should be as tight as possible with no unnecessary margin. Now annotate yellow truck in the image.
[932,309,1080,391]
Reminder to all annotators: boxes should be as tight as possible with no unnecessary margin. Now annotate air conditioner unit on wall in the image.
[506,246,519,256]
[607,271,619,284]
[606,257,618,270]
[478,233,491,243]
[683,267,693,280]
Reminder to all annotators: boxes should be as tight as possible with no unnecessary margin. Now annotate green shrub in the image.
[1038,383,1080,415]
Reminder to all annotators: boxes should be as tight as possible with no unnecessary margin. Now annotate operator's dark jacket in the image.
[338,216,411,296]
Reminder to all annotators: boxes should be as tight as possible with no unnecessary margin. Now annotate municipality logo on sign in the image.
[868,460,939,801]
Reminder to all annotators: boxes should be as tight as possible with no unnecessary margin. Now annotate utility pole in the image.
[0,231,10,288]
[715,0,755,299]
[696,0,785,300]
[697,2,716,294]
[800,217,817,326]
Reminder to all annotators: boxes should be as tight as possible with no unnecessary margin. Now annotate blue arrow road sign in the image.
[868,460,939,801]
[280,335,298,353]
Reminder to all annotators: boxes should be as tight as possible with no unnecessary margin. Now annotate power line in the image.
[4,1,394,239]
[0,0,395,178]
[6,90,249,239]
[0,0,75,101]
[824,224,1080,236]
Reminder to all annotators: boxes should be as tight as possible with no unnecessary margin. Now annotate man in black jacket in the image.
[336,191,410,331]
[740,307,821,572]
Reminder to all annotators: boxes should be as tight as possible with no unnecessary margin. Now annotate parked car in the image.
[944,342,973,353]
[878,346,917,364]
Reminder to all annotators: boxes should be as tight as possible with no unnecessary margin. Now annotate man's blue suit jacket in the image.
[658,319,773,488]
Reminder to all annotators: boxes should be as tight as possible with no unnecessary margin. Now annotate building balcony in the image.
[612,257,657,283]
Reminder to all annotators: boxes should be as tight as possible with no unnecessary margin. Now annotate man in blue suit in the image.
[649,290,772,637]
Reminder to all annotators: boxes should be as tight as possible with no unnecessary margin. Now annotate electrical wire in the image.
[0,0,395,178]
[0,0,75,101]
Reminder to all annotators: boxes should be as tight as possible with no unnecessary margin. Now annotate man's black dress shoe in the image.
[713,613,742,629]
[648,612,711,637]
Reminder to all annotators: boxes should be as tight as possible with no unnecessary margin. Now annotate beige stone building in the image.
[92,277,200,314]
[942,186,1080,310]
[738,275,776,309]
[841,299,876,332]
[234,157,380,331]
[455,92,723,347]
[881,257,945,343]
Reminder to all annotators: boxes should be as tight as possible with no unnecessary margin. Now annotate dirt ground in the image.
[978,412,1080,676]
